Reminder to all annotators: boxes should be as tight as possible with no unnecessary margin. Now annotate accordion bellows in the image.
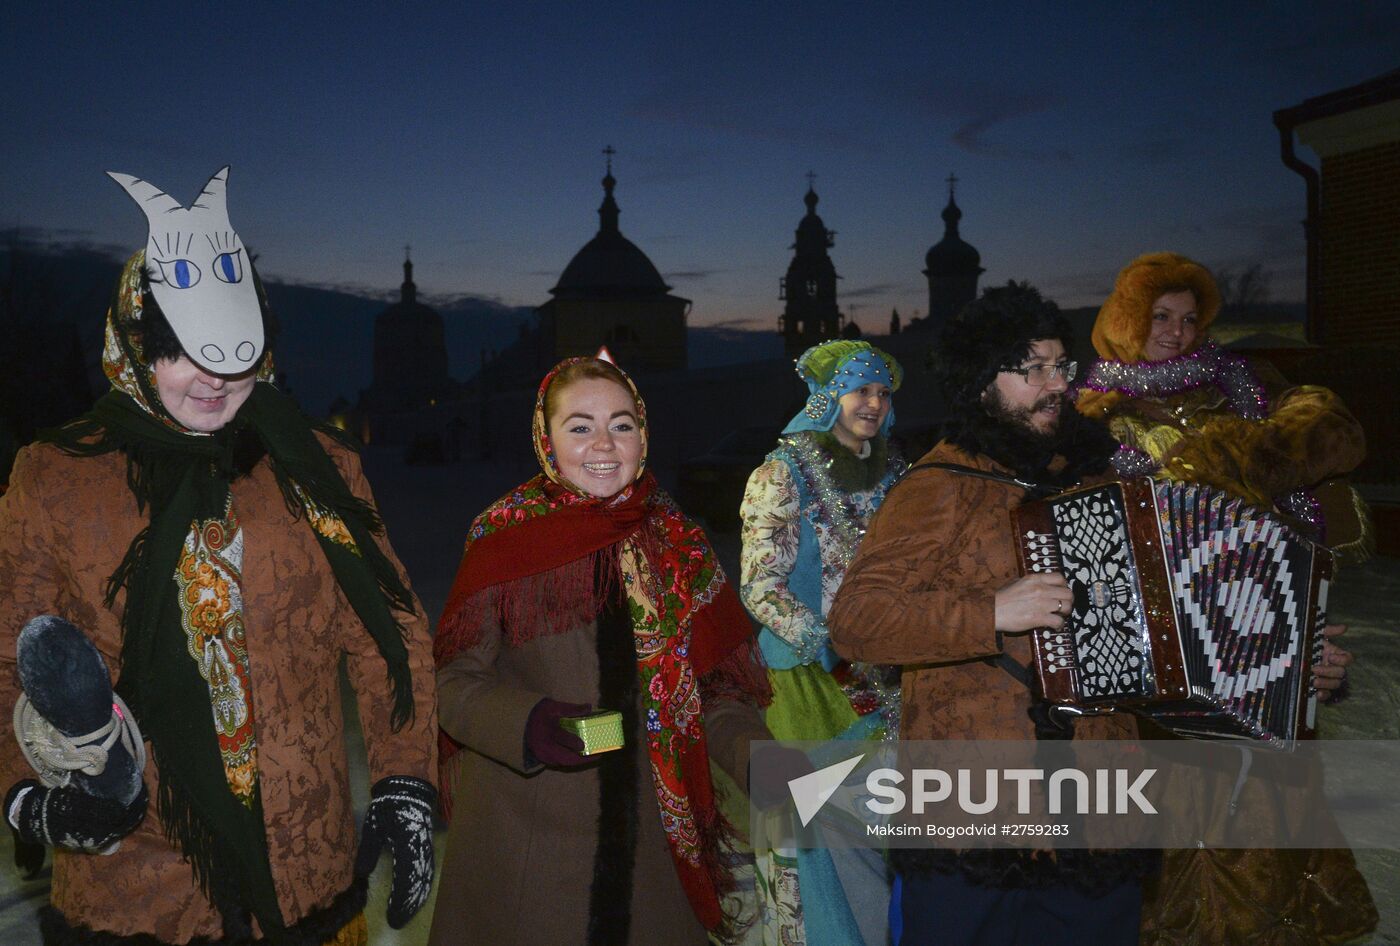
[1014,478,1327,749]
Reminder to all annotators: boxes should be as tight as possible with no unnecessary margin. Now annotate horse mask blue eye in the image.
[155,258,202,289]
[213,250,243,284]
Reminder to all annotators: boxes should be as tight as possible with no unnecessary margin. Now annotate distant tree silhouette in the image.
[1214,263,1272,319]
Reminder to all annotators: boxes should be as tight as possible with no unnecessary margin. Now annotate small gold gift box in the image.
[559,710,624,755]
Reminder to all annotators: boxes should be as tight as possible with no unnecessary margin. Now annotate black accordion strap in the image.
[902,461,1058,501]
[990,632,1033,688]
[994,653,1031,687]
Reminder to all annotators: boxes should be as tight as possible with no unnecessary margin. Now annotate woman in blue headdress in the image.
[738,339,906,946]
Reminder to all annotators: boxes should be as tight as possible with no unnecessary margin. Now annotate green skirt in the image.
[764,663,865,742]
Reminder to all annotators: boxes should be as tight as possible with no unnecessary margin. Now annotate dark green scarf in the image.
[40,384,415,941]
[811,430,890,492]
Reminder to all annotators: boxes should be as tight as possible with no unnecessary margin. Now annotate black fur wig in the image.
[931,281,1118,488]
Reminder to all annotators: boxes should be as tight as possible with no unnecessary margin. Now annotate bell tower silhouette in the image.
[778,173,843,357]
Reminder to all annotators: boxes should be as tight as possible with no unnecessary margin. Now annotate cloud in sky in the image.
[1154,203,1304,258]
[664,269,722,282]
[0,226,124,257]
[1212,204,1304,256]
[896,78,1070,161]
[1256,7,1400,59]
[628,146,717,187]
[703,316,767,330]
[1117,137,1190,166]
[842,282,901,300]
[1038,267,1119,308]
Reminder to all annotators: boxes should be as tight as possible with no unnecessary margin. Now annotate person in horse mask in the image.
[0,167,438,945]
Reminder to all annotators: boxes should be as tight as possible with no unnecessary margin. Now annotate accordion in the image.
[1013,477,1329,749]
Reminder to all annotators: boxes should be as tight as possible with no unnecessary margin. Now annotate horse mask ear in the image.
[106,166,263,374]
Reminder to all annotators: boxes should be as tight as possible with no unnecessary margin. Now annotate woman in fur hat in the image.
[1077,251,1369,554]
[430,355,778,946]
[737,339,906,946]
[1076,251,1378,944]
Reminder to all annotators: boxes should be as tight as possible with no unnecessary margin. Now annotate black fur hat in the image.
[931,280,1072,419]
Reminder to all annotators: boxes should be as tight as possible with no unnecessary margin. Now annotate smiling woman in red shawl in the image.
[427,356,773,946]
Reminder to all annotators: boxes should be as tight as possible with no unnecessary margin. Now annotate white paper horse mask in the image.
[106,166,264,374]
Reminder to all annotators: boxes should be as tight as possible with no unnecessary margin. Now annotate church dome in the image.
[794,186,832,253]
[924,192,981,276]
[553,233,669,296]
[551,170,670,297]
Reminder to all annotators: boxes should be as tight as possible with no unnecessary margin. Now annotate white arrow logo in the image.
[789,753,866,827]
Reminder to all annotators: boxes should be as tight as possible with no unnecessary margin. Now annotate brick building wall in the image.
[1317,140,1400,347]
[1286,87,1400,504]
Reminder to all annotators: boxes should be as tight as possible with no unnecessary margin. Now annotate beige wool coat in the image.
[430,605,769,946]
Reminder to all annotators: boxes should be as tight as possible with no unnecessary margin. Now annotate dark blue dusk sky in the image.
[4,2,1397,329]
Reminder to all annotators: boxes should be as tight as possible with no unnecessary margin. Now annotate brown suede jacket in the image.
[828,441,1131,742]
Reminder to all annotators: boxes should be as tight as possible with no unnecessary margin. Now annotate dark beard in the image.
[984,387,1062,455]
[945,388,1118,491]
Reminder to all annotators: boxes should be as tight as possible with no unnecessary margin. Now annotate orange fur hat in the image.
[1090,252,1222,362]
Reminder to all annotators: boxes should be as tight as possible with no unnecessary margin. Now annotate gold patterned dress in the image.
[1078,344,1378,945]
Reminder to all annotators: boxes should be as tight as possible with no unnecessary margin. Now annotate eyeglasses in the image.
[1000,361,1078,387]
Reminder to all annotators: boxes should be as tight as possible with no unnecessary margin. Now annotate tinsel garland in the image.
[1110,443,1160,477]
[775,431,905,737]
[1275,487,1325,543]
[1081,341,1268,420]
[777,432,872,567]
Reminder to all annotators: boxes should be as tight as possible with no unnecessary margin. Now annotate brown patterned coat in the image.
[0,436,437,942]
[828,441,1131,743]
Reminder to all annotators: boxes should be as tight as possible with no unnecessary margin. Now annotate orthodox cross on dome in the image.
[603,144,616,175]
[946,172,958,199]
[806,170,817,190]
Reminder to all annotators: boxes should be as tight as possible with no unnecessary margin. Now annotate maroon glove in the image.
[524,699,593,768]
